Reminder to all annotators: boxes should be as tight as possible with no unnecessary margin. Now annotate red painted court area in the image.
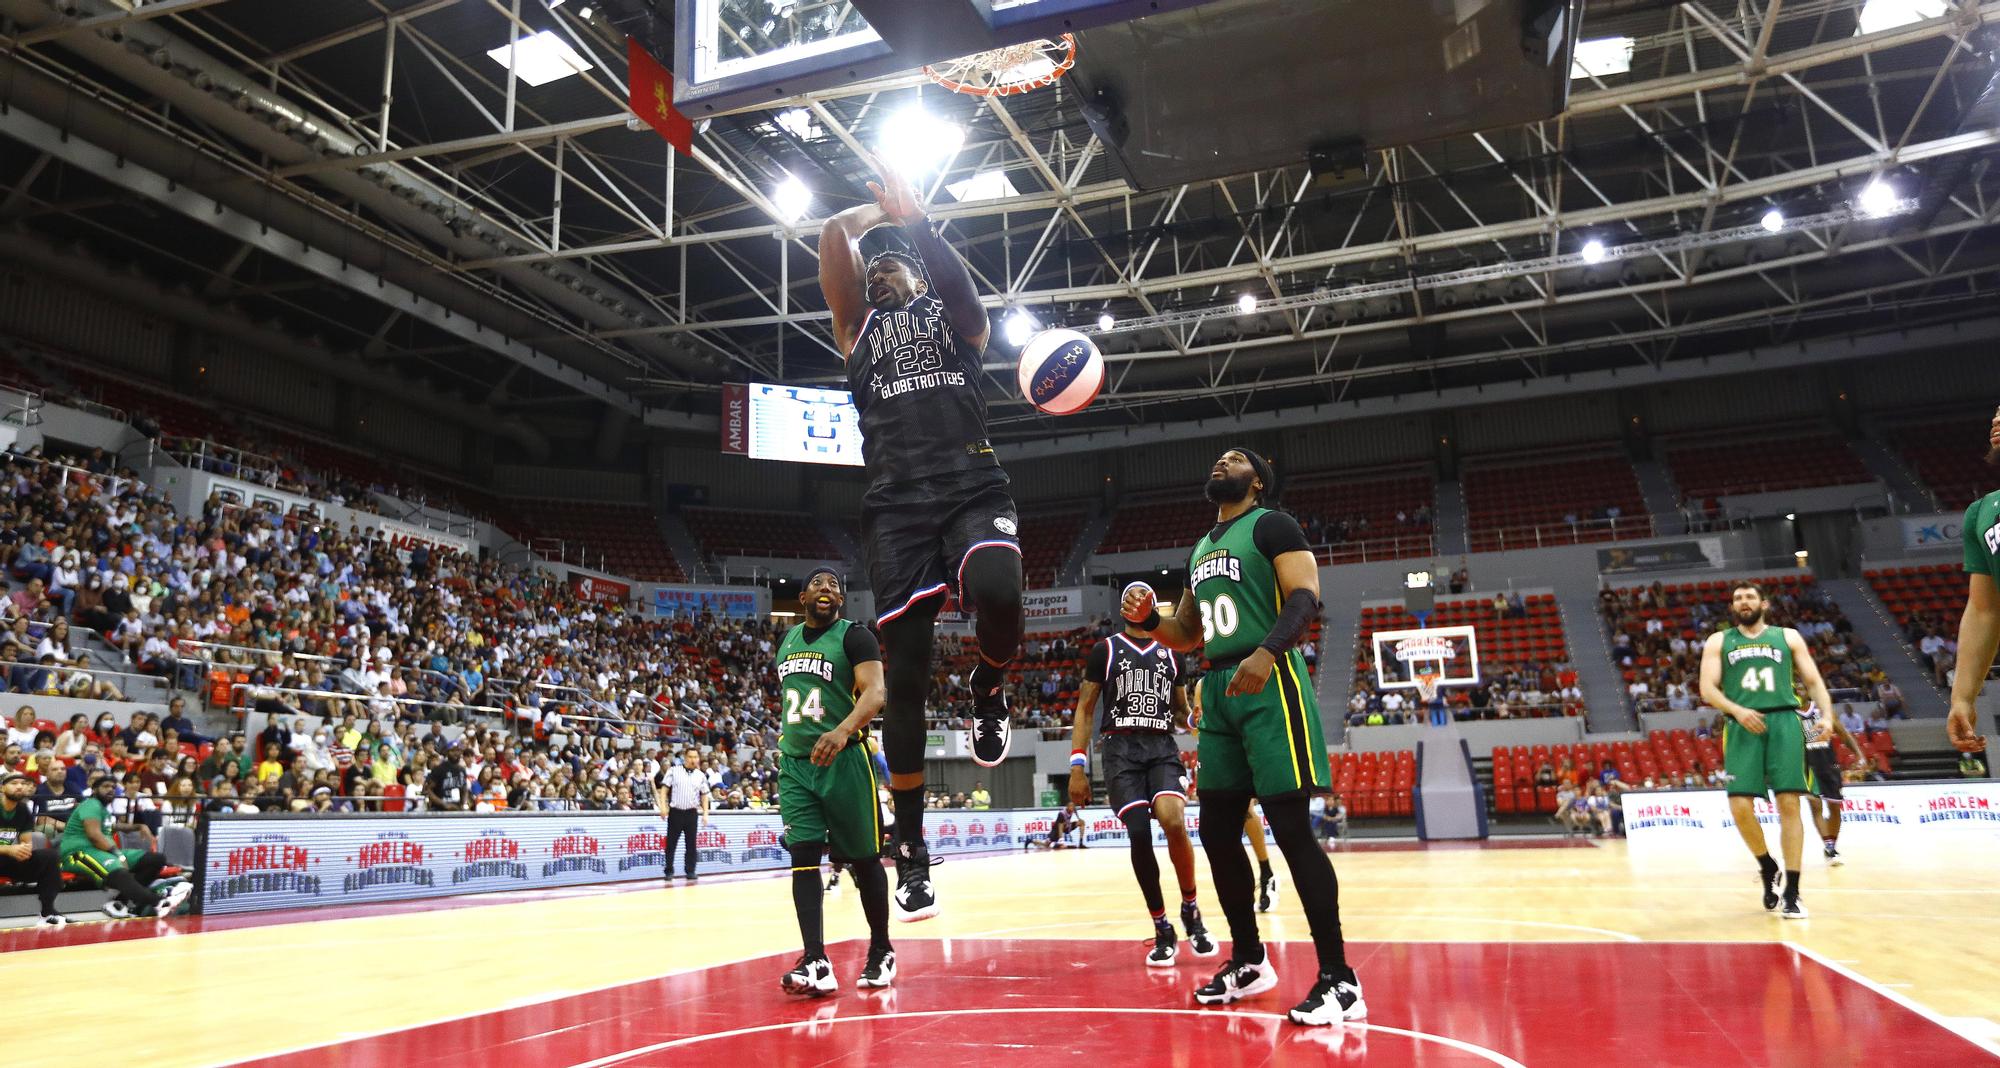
[228,939,1994,1068]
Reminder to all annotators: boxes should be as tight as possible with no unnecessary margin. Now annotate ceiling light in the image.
[1096,312,1115,331]
[773,174,811,222]
[1580,239,1607,264]
[1857,178,1900,218]
[878,109,965,176]
[1855,0,1946,35]
[1760,208,1785,233]
[1003,309,1037,347]
[485,29,592,87]
[1570,36,1634,79]
[772,107,819,141]
[1236,293,1257,314]
[577,6,593,18]
[945,170,1018,202]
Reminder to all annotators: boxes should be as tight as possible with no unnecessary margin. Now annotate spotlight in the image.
[1097,312,1115,331]
[1003,309,1037,347]
[1581,239,1607,264]
[1761,208,1785,232]
[1236,293,1257,314]
[772,174,811,222]
[1857,178,1899,218]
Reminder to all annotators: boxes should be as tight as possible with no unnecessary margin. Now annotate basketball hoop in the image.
[923,34,1076,96]
[1414,666,1443,706]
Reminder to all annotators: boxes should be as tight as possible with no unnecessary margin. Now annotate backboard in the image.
[1371,624,1481,693]
[673,0,1215,115]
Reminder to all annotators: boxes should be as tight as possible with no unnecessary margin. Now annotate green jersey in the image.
[1189,506,1288,663]
[59,796,109,856]
[1719,625,1798,712]
[1963,489,2000,578]
[777,619,862,759]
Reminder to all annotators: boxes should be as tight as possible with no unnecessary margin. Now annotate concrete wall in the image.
[1343,717,1586,757]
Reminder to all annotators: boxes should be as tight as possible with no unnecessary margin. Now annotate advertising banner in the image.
[1597,538,1722,575]
[570,573,632,605]
[653,586,760,619]
[196,803,1255,915]
[1022,588,1084,621]
[205,474,476,561]
[1901,512,1964,550]
[1624,781,2000,859]
[719,383,749,456]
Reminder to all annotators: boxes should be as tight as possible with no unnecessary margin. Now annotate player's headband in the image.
[1225,445,1277,500]
[803,566,842,591]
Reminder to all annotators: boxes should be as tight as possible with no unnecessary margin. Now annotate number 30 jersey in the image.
[777,619,874,758]
[846,292,998,485]
[1188,506,1310,664]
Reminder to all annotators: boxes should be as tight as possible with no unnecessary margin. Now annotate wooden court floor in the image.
[3,837,1996,1067]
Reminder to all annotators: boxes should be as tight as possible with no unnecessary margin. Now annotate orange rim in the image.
[923,34,1077,97]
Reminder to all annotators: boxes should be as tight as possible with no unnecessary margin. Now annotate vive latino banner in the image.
[196,804,1259,915]
[569,572,632,605]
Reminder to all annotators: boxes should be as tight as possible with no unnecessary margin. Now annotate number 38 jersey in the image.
[776,619,879,759]
[1090,634,1179,733]
[1187,506,1310,663]
[846,292,998,485]
[1719,625,1799,712]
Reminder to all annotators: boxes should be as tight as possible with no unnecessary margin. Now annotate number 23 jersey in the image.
[846,292,998,484]
[1187,506,1312,663]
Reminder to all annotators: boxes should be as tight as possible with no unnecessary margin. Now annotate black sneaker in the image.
[893,842,939,922]
[1760,868,1781,912]
[1193,946,1279,1004]
[1824,841,1843,867]
[971,688,1012,767]
[1288,970,1367,1025]
[825,867,843,895]
[1780,897,1810,920]
[858,945,897,988]
[1258,869,1281,913]
[1147,920,1178,967]
[1181,902,1219,957]
[780,953,837,996]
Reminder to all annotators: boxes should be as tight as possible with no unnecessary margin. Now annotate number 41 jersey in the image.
[845,292,998,484]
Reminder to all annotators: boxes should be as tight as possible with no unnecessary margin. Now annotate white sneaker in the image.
[37,913,69,928]
[1780,898,1809,920]
[1193,947,1280,1004]
[780,954,839,996]
[102,900,134,920]
[1289,971,1367,1025]
[156,881,194,918]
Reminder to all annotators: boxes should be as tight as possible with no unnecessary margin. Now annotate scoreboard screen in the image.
[719,382,864,467]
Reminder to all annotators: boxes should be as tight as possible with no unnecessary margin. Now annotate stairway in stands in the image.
[1059,506,1115,585]
[656,511,714,584]
[1433,479,1469,555]
[1823,576,1947,717]
[1850,437,1936,514]
[1631,459,1685,534]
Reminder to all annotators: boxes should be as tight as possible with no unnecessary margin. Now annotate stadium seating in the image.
[1666,432,1872,506]
[1887,420,1995,512]
[683,507,839,561]
[1487,728,1896,815]
[1329,750,1416,818]
[508,501,686,581]
[1282,469,1437,563]
[1096,496,1214,554]
[1019,510,1085,588]
[1462,452,1649,552]
[1352,592,1577,717]
[1866,563,1966,635]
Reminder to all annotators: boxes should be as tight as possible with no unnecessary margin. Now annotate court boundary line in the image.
[559,1007,1529,1068]
[1784,941,2000,1056]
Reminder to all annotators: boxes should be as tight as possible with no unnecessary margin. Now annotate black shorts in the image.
[1104,732,1190,817]
[1806,746,1843,800]
[863,467,1019,625]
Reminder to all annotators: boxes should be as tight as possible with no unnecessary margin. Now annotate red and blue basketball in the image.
[1016,328,1104,416]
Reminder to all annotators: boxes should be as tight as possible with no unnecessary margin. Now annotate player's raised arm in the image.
[820,200,890,355]
[1949,571,1998,751]
[1699,631,1766,734]
[1127,585,1204,653]
[870,167,990,354]
[1783,629,1838,731]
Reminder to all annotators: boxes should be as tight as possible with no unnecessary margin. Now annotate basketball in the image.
[1016,328,1104,416]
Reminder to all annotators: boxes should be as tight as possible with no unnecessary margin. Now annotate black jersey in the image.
[845,292,998,484]
[1087,634,1180,734]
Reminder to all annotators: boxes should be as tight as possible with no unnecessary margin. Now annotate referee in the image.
[658,748,710,882]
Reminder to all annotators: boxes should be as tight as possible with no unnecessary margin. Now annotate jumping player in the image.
[1946,404,2000,757]
[1067,619,1218,966]
[776,568,896,996]
[1122,447,1364,1026]
[821,164,1025,922]
[1697,582,1837,919]
[1799,701,1865,866]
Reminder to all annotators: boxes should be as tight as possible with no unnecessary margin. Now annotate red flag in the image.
[627,36,693,156]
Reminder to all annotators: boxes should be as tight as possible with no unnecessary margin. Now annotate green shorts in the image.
[60,847,145,885]
[1722,709,1811,797]
[779,742,882,863]
[1197,650,1330,799]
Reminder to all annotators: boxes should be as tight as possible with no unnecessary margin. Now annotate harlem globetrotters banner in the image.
[1624,781,2000,859]
[194,804,1256,915]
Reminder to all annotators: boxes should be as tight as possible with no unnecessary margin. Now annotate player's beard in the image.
[1733,605,1765,627]
[1204,472,1252,505]
[1986,441,1999,467]
[805,597,840,626]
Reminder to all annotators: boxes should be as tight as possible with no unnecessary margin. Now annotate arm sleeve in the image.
[907,221,986,342]
[844,623,882,665]
[1965,500,1990,575]
[1253,510,1313,558]
[1084,639,1112,685]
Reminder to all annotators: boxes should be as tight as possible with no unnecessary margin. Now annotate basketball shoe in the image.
[36,913,67,928]
[781,954,838,996]
[1288,969,1367,1026]
[1181,901,1219,957]
[1147,919,1178,967]
[1780,897,1809,920]
[858,945,897,988]
[971,688,1012,767]
[1761,868,1781,912]
[1193,946,1279,1004]
[101,900,133,920]
[893,842,939,921]
[1823,840,1843,866]
[156,882,193,918]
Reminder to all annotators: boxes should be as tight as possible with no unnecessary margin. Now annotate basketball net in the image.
[1414,665,1443,705]
[923,34,1076,96]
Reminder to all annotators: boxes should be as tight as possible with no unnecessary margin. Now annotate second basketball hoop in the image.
[923,33,1077,96]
